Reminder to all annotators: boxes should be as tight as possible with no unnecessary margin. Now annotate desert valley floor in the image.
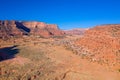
[0,35,120,80]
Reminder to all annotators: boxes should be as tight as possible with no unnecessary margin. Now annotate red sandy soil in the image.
[0,25,120,80]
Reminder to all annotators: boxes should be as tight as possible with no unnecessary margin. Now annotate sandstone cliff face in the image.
[22,22,64,37]
[22,21,64,37]
[22,22,46,29]
[75,25,120,65]
[0,20,22,39]
[0,20,64,39]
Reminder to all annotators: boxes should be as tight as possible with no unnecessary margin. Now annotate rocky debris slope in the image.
[0,20,64,39]
[74,25,120,66]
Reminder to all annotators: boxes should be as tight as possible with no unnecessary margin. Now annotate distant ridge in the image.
[64,28,88,35]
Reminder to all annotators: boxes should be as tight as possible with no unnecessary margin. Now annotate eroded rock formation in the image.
[0,20,22,39]
[22,21,64,37]
[0,20,64,39]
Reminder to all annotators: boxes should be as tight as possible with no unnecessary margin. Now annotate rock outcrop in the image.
[75,25,120,65]
[0,20,64,39]
[0,20,23,39]
[22,21,64,37]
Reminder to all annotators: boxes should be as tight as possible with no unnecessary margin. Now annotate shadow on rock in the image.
[0,45,19,61]
[15,21,30,35]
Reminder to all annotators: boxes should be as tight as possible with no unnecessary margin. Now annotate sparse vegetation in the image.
[118,69,120,72]
[0,26,120,80]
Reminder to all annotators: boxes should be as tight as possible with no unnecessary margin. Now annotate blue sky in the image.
[0,0,120,30]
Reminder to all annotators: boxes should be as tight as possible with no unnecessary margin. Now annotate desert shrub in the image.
[118,69,120,72]
[52,36,65,39]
